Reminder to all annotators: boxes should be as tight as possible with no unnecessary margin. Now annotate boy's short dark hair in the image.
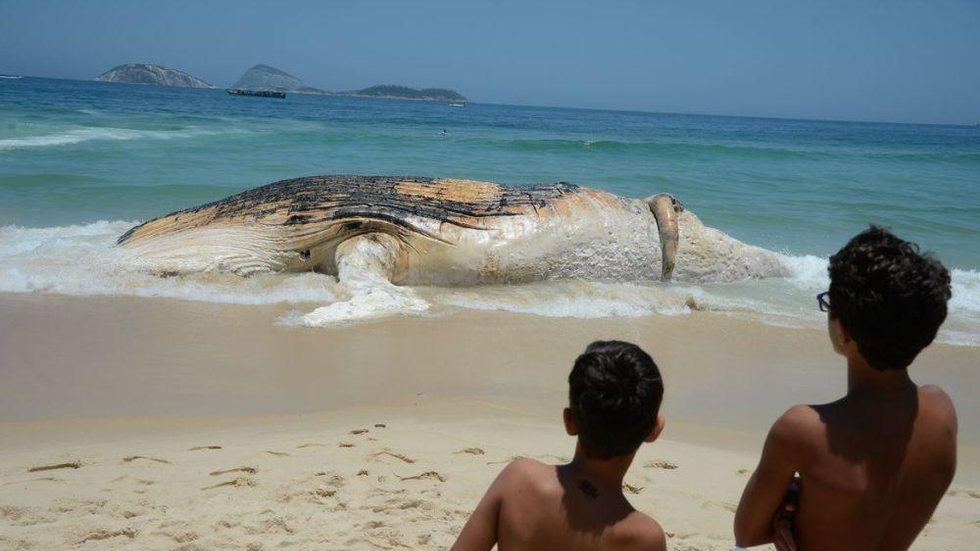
[828,226,951,371]
[568,340,664,459]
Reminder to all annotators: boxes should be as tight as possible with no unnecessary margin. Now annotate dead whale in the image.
[117,175,788,286]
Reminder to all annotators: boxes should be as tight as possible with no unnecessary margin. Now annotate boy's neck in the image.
[565,444,635,491]
[846,354,915,397]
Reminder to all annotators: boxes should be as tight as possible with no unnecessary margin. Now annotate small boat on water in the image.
[226,88,286,99]
[448,102,465,108]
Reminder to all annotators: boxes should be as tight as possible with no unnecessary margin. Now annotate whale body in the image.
[117,175,789,286]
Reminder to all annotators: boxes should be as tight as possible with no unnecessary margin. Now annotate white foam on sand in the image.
[434,281,691,319]
[295,284,431,327]
[0,221,339,304]
[0,221,977,344]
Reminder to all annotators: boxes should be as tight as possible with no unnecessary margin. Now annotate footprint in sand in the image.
[110,476,155,485]
[487,455,519,465]
[374,423,387,428]
[623,483,644,494]
[398,471,447,483]
[296,443,328,449]
[1,505,56,527]
[454,447,485,456]
[350,428,370,435]
[339,442,356,448]
[153,529,199,545]
[77,528,138,544]
[369,450,416,464]
[188,445,222,451]
[122,455,171,465]
[201,476,256,491]
[264,450,290,457]
[644,460,679,470]
[209,466,257,476]
[49,498,108,514]
[27,460,82,473]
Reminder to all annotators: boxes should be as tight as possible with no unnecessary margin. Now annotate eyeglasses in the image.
[817,291,830,312]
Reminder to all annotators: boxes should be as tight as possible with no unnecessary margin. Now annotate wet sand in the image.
[1,293,978,549]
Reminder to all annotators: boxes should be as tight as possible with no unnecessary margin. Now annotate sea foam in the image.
[0,126,228,151]
[0,221,977,343]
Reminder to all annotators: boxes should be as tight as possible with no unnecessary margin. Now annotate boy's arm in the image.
[734,405,812,548]
[450,462,515,551]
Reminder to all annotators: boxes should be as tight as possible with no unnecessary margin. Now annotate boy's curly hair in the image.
[828,226,951,370]
[568,341,663,459]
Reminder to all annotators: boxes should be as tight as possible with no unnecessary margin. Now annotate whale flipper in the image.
[334,232,407,286]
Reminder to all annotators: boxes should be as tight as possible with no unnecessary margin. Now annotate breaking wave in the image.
[0,220,976,344]
[0,126,231,151]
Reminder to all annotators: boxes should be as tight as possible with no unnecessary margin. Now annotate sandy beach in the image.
[1,293,978,550]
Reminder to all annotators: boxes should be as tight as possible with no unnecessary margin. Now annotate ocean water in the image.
[2,77,978,343]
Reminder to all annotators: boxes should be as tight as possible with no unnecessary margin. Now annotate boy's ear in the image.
[837,318,853,347]
[832,317,860,356]
[563,408,578,436]
[644,414,666,443]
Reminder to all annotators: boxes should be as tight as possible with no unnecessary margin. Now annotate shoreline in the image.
[1,293,978,549]
[2,293,977,433]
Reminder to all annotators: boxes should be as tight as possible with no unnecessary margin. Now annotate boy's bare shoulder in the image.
[611,511,667,551]
[496,457,558,492]
[919,384,957,418]
[918,384,958,442]
[500,457,553,479]
[770,404,824,445]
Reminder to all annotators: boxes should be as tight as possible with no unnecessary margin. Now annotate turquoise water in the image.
[2,77,979,342]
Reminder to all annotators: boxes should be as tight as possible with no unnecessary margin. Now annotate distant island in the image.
[95,63,466,101]
[231,64,326,95]
[342,85,466,102]
[230,64,467,102]
[96,64,213,88]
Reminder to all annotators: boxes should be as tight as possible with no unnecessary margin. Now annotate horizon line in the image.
[7,73,977,129]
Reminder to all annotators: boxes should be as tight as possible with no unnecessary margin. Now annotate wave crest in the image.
[0,220,976,343]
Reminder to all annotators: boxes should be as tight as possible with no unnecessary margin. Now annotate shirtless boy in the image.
[735,226,957,551]
[451,340,667,551]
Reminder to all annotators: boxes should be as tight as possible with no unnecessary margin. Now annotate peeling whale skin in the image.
[117,175,788,285]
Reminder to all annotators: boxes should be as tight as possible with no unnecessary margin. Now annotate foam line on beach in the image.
[0,220,977,344]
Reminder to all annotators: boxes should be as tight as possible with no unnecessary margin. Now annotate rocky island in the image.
[97,62,466,101]
[232,64,326,94]
[96,64,213,88]
[344,85,466,102]
[230,64,466,101]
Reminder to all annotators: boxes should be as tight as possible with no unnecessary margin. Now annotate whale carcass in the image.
[117,175,788,285]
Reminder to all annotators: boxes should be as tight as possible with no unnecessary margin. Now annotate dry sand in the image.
[1,294,978,550]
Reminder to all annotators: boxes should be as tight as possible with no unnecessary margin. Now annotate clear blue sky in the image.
[2,0,978,124]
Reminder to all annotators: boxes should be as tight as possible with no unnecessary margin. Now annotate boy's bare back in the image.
[742,384,956,551]
[452,341,667,551]
[452,457,665,551]
[735,227,957,550]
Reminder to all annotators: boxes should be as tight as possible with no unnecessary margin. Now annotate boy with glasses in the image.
[734,226,957,550]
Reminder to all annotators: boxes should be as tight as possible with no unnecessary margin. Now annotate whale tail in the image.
[645,193,683,281]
